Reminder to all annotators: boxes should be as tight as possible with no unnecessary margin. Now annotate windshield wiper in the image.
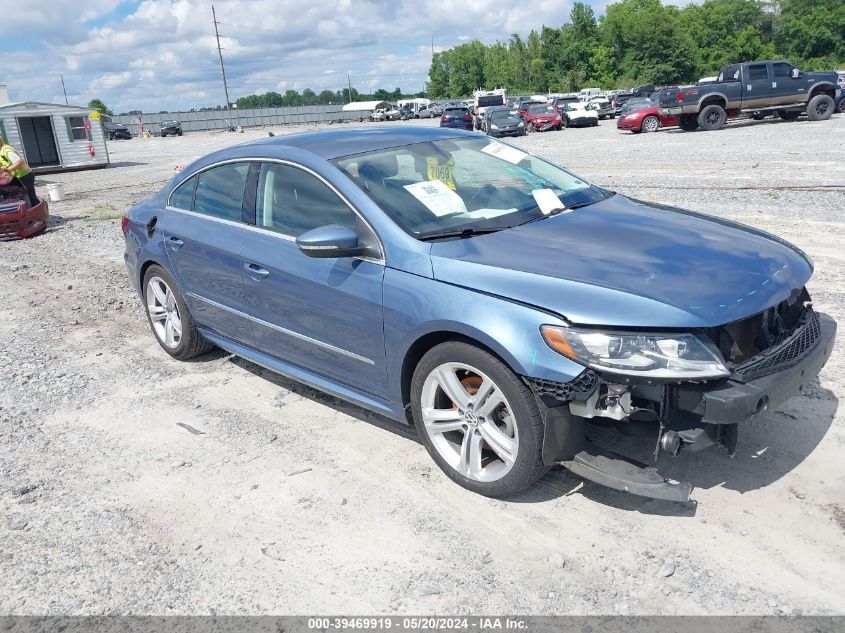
[517,197,610,227]
[417,226,512,242]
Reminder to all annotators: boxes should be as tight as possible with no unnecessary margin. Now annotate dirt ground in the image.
[1,114,843,616]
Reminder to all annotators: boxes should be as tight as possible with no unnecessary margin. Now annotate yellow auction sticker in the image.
[89,112,101,120]
[426,157,456,190]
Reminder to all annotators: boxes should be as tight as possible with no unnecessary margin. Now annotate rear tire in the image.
[142,265,214,360]
[806,94,834,121]
[678,114,699,131]
[410,342,547,498]
[698,104,727,131]
[838,99,845,114]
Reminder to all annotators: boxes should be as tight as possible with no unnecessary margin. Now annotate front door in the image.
[769,61,806,105]
[17,117,59,167]
[162,162,254,347]
[744,63,772,108]
[241,161,388,397]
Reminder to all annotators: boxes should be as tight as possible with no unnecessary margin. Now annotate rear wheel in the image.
[698,104,727,131]
[678,114,699,131]
[806,94,834,121]
[778,110,801,121]
[142,265,214,360]
[838,99,845,114]
[411,342,546,497]
[642,115,660,133]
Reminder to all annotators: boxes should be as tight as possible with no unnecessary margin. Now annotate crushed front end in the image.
[530,289,836,502]
[0,185,49,241]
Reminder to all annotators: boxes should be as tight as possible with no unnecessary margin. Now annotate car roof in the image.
[245,126,474,160]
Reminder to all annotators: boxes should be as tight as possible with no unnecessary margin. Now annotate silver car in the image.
[589,98,615,119]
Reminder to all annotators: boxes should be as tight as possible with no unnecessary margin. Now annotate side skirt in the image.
[199,329,405,423]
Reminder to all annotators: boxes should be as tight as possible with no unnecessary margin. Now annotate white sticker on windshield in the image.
[532,188,566,215]
[404,180,468,217]
[481,142,529,165]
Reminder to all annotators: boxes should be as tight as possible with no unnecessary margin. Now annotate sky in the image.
[2,0,620,113]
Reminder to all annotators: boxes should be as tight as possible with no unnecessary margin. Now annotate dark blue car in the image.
[123,127,835,501]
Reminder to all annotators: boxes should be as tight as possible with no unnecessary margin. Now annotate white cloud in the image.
[4,0,581,112]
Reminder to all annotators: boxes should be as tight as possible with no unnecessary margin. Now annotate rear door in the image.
[162,162,254,346]
[743,63,773,108]
[240,161,388,397]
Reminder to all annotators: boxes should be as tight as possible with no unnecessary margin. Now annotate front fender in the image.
[383,268,585,408]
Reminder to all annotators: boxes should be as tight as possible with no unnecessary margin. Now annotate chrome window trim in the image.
[166,156,385,262]
[186,291,376,366]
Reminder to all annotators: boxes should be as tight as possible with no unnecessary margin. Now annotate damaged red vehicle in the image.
[524,104,563,132]
[0,181,49,240]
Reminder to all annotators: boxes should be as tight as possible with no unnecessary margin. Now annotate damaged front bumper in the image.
[529,311,836,503]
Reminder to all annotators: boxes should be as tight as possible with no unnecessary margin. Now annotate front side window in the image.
[748,64,768,81]
[66,116,88,141]
[334,137,609,240]
[772,62,795,78]
[170,175,196,210]
[256,163,358,236]
[193,163,249,222]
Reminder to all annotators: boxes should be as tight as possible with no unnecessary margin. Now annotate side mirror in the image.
[296,224,365,259]
[790,68,801,79]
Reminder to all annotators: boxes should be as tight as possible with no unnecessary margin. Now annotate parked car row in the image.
[102,120,186,139]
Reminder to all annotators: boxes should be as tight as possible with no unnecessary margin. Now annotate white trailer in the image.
[0,101,109,172]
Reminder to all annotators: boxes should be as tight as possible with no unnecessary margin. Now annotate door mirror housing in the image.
[296,224,366,259]
[790,68,801,79]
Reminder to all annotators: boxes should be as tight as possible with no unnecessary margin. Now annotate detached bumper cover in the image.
[0,200,49,241]
[701,313,836,425]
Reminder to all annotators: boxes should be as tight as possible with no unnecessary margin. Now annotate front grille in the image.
[527,370,598,403]
[733,310,821,381]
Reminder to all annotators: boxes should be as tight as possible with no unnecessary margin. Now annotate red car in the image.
[616,102,677,133]
[523,104,563,132]
[0,181,49,241]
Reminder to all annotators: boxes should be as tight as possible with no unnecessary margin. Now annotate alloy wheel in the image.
[420,362,518,482]
[643,116,660,132]
[146,276,182,349]
[815,101,830,117]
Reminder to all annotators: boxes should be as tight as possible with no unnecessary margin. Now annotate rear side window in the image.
[748,64,768,81]
[193,163,249,222]
[256,163,358,237]
[170,176,196,210]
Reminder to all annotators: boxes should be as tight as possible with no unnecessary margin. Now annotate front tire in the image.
[698,104,727,131]
[410,342,546,497]
[642,115,660,132]
[806,94,834,121]
[142,265,214,360]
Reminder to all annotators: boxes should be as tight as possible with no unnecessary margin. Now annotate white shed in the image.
[341,100,391,113]
[0,101,109,172]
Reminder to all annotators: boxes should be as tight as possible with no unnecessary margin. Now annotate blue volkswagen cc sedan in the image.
[123,127,835,501]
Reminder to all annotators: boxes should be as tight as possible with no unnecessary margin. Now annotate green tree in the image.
[88,98,113,116]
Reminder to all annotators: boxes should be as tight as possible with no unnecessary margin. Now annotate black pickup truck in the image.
[659,60,838,131]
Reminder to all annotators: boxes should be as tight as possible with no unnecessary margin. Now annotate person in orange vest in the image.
[0,135,39,207]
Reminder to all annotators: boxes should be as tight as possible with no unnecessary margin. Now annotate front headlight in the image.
[540,326,728,379]
[518,121,525,127]
[490,124,499,129]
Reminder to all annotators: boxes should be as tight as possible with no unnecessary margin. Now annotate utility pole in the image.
[212,5,233,129]
[347,72,353,104]
[60,74,68,106]
[431,36,434,58]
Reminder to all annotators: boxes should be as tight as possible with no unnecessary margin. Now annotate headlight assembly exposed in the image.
[540,325,729,379]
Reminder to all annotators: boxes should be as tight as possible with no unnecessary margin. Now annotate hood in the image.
[429,194,812,329]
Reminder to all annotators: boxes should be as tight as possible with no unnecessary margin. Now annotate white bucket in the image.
[47,183,65,202]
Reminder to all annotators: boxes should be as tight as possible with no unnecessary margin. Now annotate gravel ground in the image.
[1,115,843,616]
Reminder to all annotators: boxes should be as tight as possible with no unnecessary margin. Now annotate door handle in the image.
[244,262,270,279]
[168,236,184,249]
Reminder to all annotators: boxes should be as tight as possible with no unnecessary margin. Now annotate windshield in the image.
[529,105,556,115]
[622,99,654,113]
[333,137,609,240]
[490,109,520,121]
